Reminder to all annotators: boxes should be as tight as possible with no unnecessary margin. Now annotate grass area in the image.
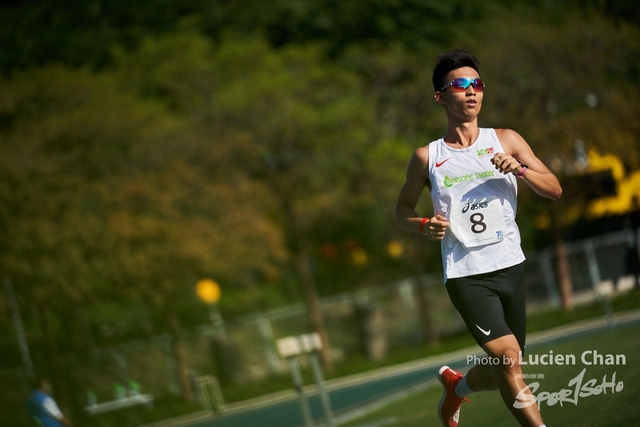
[218,333,482,404]
[341,321,640,427]
[217,331,479,404]
[80,397,202,426]
[526,287,640,333]
[220,288,640,404]
[120,288,640,426]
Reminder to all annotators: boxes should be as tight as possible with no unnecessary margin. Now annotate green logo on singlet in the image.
[443,170,494,188]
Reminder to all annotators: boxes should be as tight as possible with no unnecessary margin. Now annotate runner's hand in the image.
[491,153,522,175]
[427,214,449,241]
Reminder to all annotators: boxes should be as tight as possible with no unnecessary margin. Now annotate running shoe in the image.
[437,366,469,427]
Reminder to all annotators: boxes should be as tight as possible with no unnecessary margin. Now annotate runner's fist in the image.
[427,214,450,241]
[491,153,522,175]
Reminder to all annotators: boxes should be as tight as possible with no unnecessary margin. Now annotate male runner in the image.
[395,50,561,427]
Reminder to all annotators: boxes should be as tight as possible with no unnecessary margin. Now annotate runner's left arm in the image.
[494,129,562,200]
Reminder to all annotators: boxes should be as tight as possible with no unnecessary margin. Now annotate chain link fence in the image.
[2,227,639,425]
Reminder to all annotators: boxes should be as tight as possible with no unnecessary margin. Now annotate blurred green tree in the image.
[0,0,492,74]
[0,64,285,405]
[113,29,421,367]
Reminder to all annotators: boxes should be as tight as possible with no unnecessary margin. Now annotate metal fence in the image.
[74,228,640,396]
[2,227,639,422]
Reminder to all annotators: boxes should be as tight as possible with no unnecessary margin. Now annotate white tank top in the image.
[428,128,525,280]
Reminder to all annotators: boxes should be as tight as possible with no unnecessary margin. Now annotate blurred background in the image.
[1,0,640,426]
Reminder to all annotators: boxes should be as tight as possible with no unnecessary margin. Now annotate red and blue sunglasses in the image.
[439,77,485,93]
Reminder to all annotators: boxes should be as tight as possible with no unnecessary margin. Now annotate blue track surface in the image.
[189,360,468,427]
[185,313,640,427]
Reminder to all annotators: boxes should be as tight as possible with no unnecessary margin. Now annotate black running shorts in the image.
[445,262,526,352]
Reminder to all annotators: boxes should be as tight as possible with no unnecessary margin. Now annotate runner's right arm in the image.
[395,148,449,240]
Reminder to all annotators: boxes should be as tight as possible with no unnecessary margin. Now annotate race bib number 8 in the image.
[450,197,506,248]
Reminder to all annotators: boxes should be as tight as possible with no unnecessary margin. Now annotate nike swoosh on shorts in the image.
[475,324,491,336]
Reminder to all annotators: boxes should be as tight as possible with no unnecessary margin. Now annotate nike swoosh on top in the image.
[435,158,451,168]
[475,324,491,336]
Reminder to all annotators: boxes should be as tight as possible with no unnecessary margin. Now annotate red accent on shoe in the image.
[437,366,469,427]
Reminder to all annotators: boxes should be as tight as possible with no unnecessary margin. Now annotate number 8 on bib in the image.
[450,197,506,248]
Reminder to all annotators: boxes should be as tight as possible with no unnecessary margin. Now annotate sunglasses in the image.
[439,77,485,92]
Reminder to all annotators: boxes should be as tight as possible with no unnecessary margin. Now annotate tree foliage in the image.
[0,0,485,74]
[0,64,286,307]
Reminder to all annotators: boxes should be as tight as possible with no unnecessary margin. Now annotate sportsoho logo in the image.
[465,350,628,410]
[513,350,627,410]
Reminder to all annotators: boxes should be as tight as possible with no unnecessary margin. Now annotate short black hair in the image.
[432,50,481,92]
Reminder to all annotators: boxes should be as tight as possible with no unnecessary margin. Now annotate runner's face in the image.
[435,66,483,120]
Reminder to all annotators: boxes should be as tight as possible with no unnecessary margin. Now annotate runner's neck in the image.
[444,122,480,148]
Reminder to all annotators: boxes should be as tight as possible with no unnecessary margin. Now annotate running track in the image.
[147,310,640,427]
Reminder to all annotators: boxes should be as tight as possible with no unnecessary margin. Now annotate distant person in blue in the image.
[26,377,73,427]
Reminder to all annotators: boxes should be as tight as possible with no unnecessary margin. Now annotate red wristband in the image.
[419,217,430,233]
